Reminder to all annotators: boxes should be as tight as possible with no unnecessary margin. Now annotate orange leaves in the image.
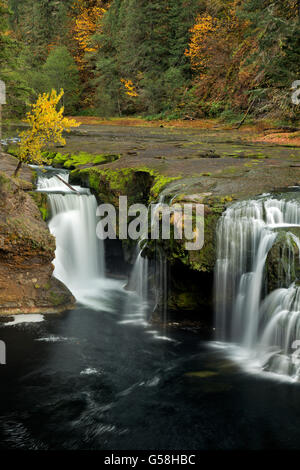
[71,1,110,69]
[18,89,80,165]
[185,15,219,70]
[185,3,249,79]
[73,6,105,54]
[120,79,138,98]
[184,2,256,110]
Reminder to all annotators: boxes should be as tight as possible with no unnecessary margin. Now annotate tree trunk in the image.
[236,98,257,129]
[14,160,22,178]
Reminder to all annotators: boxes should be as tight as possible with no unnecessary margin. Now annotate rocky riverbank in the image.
[0,154,75,314]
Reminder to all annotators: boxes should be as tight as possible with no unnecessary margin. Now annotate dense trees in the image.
[0,0,11,68]
[41,47,81,114]
[93,0,200,116]
[0,0,33,117]
[1,0,300,121]
[238,0,300,119]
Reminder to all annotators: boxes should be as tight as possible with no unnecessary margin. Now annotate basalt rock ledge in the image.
[0,166,75,314]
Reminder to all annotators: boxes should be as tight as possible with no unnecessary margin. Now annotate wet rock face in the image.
[0,171,75,314]
[266,227,300,292]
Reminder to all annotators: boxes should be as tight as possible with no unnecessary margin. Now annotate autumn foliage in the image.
[72,0,110,69]
[185,15,218,71]
[121,79,138,98]
[2,0,300,123]
[16,90,79,176]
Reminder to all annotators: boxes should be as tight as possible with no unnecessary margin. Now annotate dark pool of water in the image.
[1,291,300,450]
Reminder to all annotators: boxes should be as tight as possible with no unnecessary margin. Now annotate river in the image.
[1,162,300,450]
[1,303,300,450]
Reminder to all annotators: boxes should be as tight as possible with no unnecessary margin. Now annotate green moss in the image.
[29,192,50,221]
[150,174,181,199]
[221,166,239,174]
[185,371,218,378]
[45,151,120,169]
[75,166,180,205]
[49,291,66,306]
[171,292,198,309]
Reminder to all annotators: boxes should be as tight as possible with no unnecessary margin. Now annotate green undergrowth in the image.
[29,192,50,221]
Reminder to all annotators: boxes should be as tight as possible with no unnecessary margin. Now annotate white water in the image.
[4,314,45,326]
[122,245,150,327]
[128,248,149,302]
[215,196,300,379]
[122,196,169,330]
[37,170,122,311]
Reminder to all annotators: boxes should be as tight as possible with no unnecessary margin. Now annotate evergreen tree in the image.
[41,47,81,114]
[238,0,300,118]
[0,0,13,68]
[11,0,73,67]
[93,0,200,115]
[0,0,32,118]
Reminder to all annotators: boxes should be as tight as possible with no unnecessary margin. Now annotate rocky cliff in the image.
[0,162,75,314]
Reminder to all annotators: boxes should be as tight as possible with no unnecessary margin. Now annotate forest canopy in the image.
[0,0,299,122]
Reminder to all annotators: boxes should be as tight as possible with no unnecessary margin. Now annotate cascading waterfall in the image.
[215,195,300,379]
[123,196,169,327]
[154,246,168,326]
[36,168,115,310]
[122,244,150,326]
[128,247,149,302]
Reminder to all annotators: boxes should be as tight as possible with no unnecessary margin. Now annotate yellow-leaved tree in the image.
[72,0,110,71]
[185,15,219,73]
[14,89,80,177]
[120,79,138,98]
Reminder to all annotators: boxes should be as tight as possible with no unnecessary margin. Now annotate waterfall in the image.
[215,195,300,379]
[36,168,113,310]
[128,247,149,302]
[122,245,150,326]
[123,196,169,327]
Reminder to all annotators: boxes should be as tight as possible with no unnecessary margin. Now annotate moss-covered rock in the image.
[266,227,300,292]
[29,192,50,221]
[43,150,120,170]
[145,193,232,275]
[73,166,180,205]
